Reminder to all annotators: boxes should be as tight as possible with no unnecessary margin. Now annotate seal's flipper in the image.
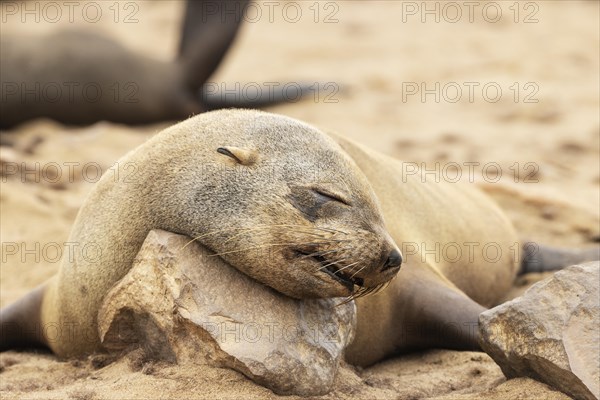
[396,266,486,352]
[179,1,323,110]
[201,83,319,110]
[0,284,48,351]
[346,264,486,367]
[178,0,249,92]
[520,243,600,274]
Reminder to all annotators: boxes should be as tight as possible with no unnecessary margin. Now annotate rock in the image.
[98,229,356,397]
[479,262,600,400]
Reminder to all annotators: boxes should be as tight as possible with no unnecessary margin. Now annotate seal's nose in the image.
[382,249,402,271]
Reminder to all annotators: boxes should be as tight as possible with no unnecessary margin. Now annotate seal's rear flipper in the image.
[178,1,328,110]
[178,0,249,92]
[0,284,48,351]
[520,243,600,274]
[200,83,323,110]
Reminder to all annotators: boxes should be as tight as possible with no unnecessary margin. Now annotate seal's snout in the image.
[382,249,402,271]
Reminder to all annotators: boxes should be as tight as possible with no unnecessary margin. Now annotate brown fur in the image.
[332,134,518,365]
[33,110,400,356]
[3,110,519,367]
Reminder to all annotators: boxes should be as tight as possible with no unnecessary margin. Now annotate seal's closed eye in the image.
[217,146,258,166]
[288,186,350,222]
[312,189,351,206]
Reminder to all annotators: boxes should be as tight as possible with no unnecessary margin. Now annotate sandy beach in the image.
[1,1,598,398]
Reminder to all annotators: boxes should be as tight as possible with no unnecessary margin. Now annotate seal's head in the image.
[165,110,401,299]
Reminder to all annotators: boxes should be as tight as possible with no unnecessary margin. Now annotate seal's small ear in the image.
[217,146,259,166]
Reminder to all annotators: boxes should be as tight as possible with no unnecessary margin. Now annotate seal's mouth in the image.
[296,250,364,292]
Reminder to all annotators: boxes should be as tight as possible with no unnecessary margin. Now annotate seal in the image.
[0,110,596,366]
[0,109,402,356]
[0,1,310,128]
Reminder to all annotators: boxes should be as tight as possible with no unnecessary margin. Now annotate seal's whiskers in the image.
[331,261,360,274]
[316,258,350,272]
[350,265,368,279]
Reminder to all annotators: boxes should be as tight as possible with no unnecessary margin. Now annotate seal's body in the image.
[334,136,518,365]
[0,110,593,367]
[0,31,193,126]
[0,1,307,128]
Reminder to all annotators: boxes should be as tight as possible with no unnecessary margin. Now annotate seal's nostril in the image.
[383,249,402,271]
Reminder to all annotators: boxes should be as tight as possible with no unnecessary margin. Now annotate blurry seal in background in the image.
[0,1,312,128]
